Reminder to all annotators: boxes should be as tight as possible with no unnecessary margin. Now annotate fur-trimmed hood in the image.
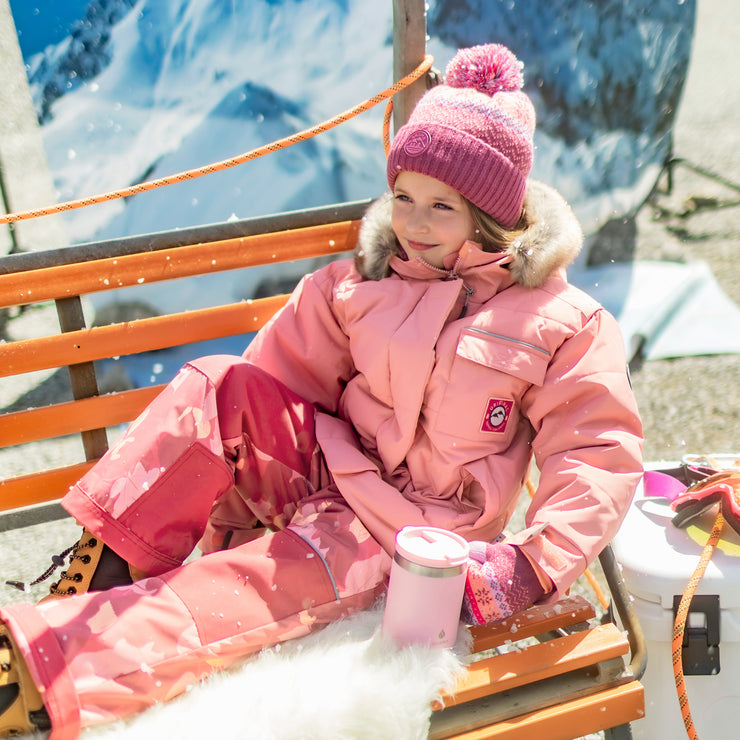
[354,179,582,288]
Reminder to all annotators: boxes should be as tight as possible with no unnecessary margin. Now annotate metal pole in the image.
[599,544,648,680]
[392,0,428,131]
[55,296,110,462]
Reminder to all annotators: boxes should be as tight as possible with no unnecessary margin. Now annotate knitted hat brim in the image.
[387,122,527,229]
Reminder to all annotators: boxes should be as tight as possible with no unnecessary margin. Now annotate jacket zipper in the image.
[414,257,546,351]
[466,326,550,356]
[458,284,475,318]
[419,255,475,319]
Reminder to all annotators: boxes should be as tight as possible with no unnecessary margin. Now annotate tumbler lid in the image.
[395,526,469,568]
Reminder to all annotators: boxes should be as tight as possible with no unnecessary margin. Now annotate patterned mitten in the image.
[462,542,545,625]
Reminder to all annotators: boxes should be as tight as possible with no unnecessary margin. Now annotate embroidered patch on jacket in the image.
[480,398,513,433]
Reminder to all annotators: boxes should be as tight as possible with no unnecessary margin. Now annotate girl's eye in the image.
[434,202,452,211]
[394,193,411,203]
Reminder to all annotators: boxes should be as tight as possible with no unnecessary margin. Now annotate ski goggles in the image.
[643,464,740,534]
[671,471,740,532]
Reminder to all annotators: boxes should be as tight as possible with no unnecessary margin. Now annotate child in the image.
[0,43,642,737]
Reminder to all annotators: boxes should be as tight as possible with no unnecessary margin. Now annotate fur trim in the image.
[354,192,398,281]
[508,180,582,288]
[354,180,582,288]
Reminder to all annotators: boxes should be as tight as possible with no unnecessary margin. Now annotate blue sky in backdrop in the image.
[9,0,88,58]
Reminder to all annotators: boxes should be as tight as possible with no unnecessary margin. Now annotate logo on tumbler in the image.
[481,398,513,433]
[404,129,432,156]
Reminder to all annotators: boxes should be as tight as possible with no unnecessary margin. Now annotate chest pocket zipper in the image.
[457,327,551,386]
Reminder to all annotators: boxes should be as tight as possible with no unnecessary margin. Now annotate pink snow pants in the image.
[0,357,390,738]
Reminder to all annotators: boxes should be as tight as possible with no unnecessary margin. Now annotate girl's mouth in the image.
[406,240,436,252]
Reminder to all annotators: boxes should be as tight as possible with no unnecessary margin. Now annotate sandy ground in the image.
[0,4,737,737]
[627,1,739,462]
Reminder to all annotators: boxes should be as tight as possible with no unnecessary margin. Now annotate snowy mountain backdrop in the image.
[7,0,717,387]
[13,0,696,250]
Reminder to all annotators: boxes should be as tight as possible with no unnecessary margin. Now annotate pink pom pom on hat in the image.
[386,43,535,229]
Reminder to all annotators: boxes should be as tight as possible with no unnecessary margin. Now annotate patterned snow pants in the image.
[0,356,390,738]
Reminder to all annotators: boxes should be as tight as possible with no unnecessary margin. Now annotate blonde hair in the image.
[467,200,528,253]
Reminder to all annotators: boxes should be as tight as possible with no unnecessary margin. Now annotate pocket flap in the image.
[456,328,549,386]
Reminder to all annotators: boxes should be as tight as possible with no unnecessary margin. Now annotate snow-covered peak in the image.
[19,0,696,247]
[28,0,395,242]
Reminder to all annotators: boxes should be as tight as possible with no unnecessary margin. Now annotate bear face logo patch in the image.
[481,398,513,433]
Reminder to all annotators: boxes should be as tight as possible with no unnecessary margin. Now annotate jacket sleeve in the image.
[242,264,354,414]
[506,307,643,600]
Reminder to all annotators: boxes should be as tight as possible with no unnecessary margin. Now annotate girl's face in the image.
[391,171,478,269]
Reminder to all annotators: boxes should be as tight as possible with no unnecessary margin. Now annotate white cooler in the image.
[612,470,740,740]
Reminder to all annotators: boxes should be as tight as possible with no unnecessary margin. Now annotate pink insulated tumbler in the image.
[382,526,470,648]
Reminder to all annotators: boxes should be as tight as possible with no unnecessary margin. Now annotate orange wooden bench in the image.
[0,201,364,518]
[432,583,645,739]
[0,202,645,738]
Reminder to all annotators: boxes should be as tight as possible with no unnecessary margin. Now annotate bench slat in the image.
[0,462,96,510]
[0,296,288,377]
[469,595,595,653]
[440,623,629,708]
[0,386,164,447]
[439,680,644,740]
[0,221,358,308]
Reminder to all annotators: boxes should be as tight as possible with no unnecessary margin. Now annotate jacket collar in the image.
[388,241,517,297]
[354,179,582,289]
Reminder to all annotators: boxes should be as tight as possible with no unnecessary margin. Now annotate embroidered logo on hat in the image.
[403,129,432,157]
[481,398,513,433]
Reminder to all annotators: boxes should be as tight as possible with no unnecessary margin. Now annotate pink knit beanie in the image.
[387,44,535,229]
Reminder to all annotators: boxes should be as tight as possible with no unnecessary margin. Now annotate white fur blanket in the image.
[78,604,470,740]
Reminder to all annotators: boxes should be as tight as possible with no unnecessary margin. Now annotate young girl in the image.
[0,43,642,737]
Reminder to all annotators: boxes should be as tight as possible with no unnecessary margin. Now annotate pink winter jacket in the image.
[244,181,643,599]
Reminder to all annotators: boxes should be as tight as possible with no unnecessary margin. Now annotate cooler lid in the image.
[612,466,740,610]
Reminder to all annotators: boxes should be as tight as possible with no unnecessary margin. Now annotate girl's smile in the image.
[406,239,436,252]
[391,171,478,269]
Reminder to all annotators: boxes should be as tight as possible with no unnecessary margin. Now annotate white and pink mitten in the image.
[462,542,545,625]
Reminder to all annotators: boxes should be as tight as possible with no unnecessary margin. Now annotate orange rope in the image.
[382,99,394,157]
[0,55,433,226]
[582,566,610,610]
[525,477,536,498]
[672,509,724,740]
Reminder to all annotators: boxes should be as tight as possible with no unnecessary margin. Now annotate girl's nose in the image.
[407,207,428,234]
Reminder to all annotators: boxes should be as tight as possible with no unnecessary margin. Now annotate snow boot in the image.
[41,528,146,600]
[0,625,50,736]
[4,528,144,602]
